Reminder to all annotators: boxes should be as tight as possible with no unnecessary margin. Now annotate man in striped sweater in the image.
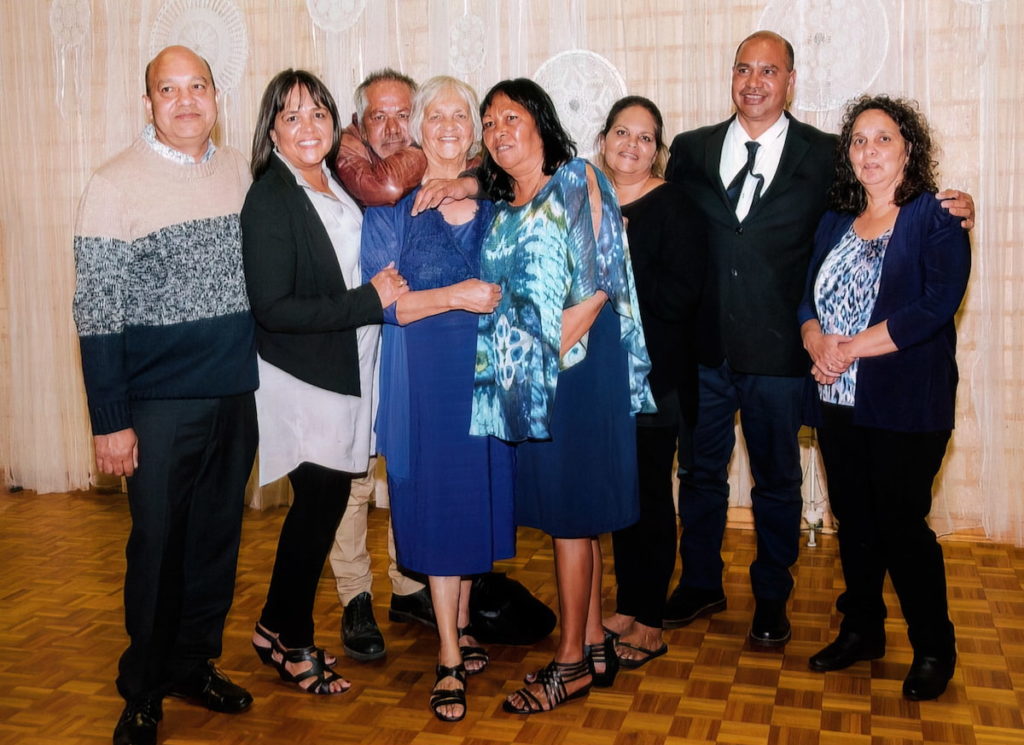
[73,45,258,745]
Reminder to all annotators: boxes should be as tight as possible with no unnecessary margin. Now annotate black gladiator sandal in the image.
[503,658,592,714]
[586,631,620,687]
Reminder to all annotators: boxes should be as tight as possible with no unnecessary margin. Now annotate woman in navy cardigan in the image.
[797,95,970,701]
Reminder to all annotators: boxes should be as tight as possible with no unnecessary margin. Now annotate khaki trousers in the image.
[328,457,424,606]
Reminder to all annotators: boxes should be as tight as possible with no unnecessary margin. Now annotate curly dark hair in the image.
[828,94,938,214]
[250,69,342,180]
[596,95,668,178]
[478,78,576,203]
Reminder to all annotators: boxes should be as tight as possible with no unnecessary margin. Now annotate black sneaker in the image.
[663,586,727,629]
[388,587,437,629]
[342,591,386,661]
[113,698,162,745]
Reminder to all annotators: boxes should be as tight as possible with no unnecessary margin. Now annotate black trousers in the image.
[816,403,955,656]
[259,462,351,648]
[118,393,257,701]
[611,424,679,627]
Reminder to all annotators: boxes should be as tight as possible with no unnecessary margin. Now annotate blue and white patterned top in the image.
[813,225,892,406]
[470,158,655,442]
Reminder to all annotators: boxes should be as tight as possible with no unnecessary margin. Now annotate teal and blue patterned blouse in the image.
[470,158,655,442]
[813,225,892,406]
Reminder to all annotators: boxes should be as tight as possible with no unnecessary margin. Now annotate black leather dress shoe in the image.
[903,653,956,700]
[663,586,727,629]
[389,587,437,630]
[809,631,886,672]
[167,661,252,713]
[748,598,791,648]
[342,591,386,661]
[113,698,162,745]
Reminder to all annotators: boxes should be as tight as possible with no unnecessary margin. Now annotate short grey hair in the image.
[409,76,482,160]
[353,67,417,122]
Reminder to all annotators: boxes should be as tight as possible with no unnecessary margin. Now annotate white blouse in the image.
[256,153,380,485]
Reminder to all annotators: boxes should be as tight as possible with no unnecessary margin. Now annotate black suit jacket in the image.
[666,113,837,377]
[241,155,382,395]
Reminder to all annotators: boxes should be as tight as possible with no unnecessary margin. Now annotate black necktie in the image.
[726,140,763,210]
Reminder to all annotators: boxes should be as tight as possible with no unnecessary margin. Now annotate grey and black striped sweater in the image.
[72,138,258,435]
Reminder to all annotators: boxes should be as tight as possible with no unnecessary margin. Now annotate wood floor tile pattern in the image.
[2,489,1024,744]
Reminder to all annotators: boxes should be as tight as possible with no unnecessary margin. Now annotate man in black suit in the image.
[663,30,973,648]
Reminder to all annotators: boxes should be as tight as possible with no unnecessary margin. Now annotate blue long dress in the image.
[362,190,515,576]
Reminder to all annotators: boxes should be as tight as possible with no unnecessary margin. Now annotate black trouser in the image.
[118,393,257,702]
[259,462,351,648]
[816,403,955,657]
[611,424,679,627]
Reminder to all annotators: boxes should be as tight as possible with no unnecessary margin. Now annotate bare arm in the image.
[561,291,608,357]
[410,175,481,215]
[394,279,501,325]
[839,320,898,360]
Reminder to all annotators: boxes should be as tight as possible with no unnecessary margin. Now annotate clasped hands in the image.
[808,333,854,385]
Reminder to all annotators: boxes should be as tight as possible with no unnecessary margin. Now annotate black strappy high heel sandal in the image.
[503,658,592,714]
[430,663,467,722]
[586,630,620,688]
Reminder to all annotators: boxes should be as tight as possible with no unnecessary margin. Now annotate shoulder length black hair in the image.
[828,94,938,214]
[250,69,342,180]
[478,78,576,202]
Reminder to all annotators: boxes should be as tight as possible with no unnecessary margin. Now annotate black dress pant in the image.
[118,393,257,701]
[816,403,955,656]
[611,424,679,627]
[259,461,351,649]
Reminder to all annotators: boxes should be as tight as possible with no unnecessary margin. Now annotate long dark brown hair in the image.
[250,69,342,180]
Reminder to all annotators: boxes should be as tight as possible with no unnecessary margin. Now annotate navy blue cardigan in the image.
[797,191,970,432]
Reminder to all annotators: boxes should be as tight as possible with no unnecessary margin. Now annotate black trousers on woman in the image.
[259,461,352,649]
[816,403,955,657]
[611,423,680,628]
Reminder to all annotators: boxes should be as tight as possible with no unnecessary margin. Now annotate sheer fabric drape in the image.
[1,0,1020,544]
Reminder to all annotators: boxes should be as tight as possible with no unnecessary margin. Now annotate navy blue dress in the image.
[362,192,515,576]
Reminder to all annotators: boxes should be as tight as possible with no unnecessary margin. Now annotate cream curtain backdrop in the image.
[0,0,1020,543]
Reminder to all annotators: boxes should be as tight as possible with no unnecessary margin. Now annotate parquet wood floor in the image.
[2,488,1024,745]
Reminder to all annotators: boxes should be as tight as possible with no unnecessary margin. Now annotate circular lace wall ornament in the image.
[534,50,626,158]
[50,0,90,48]
[149,0,248,94]
[306,0,366,33]
[449,13,486,75]
[758,0,889,113]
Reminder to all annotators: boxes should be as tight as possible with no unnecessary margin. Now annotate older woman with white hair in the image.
[360,75,515,722]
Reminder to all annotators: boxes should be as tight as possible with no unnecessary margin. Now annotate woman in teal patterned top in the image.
[470,78,654,714]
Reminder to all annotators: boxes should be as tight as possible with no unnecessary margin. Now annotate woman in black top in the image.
[597,96,706,668]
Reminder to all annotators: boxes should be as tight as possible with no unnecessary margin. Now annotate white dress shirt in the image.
[719,113,790,222]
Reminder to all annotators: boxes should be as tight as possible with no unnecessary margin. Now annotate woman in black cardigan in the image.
[241,69,407,694]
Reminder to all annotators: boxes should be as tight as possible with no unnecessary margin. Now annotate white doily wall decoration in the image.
[50,0,90,118]
[149,0,248,94]
[306,0,366,33]
[534,50,627,158]
[449,13,485,75]
[759,0,889,112]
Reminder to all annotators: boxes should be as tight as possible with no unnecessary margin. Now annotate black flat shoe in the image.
[504,658,592,714]
[343,592,386,661]
[809,631,885,672]
[167,661,252,713]
[903,653,956,701]
[113,698,162,745]
[663,586,727,629]
[748,598,791,648]
[458,625,489,675]
[389,587,437,629]
[430,663,467,722]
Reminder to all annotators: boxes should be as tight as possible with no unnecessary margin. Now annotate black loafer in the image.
[809,631,886,672]
[662,586,727,629]
[389,587,437,630]
[167,661,252,714]
[113,698,162,745]
[903,653,956,701]
[342,591,386,661]
[748,598,791,648]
